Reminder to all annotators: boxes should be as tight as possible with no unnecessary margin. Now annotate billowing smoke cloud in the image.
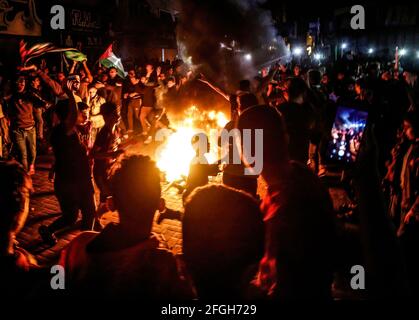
[176,0,288,91]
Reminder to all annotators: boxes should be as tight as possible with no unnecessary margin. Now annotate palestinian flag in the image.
[99,44,127,78]
[19,40,83,66]
[64,50,87,62]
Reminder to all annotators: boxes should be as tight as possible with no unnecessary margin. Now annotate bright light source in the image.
[314,53,322,60]
[244,53,252,61]
[293,47,303,56]
[399,48,407,56]
[368,48,374,54]
[341,43,347,49]
[220,43,225,48]
[416,51,419,59]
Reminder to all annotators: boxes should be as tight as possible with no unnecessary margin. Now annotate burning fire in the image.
[156,106,229,182]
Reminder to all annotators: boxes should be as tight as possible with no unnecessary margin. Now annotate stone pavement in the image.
[17,154,184,267]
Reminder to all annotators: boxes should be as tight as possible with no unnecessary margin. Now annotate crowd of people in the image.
[0,50,418,300]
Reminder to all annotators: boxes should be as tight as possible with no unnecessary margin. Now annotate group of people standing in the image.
[0,51,418,300]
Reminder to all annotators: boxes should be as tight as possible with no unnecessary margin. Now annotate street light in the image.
[244,53,252,61]
[293,47,303,56]
[341,43,347,49]
[368,48,374,54]
[399,48,407,56]
[314,53,322,60]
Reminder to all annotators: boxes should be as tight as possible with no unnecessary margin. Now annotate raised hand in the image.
[17,64,38,72]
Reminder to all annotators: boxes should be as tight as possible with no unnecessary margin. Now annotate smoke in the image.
[176,0,288,91]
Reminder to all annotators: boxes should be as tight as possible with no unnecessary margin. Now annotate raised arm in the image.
[19,64,64,97]
[63,80,78,135]
[258,65,279,94]
[69,60,77,74]
[82,60,93,83]
[198,75,230,101]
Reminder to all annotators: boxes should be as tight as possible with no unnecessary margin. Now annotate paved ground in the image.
[17,152,184,267]
[17,147,349,268]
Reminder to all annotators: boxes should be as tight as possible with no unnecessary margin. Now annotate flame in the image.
[216,111,229,127]
[156,106,228,182]
[156,126,196,181]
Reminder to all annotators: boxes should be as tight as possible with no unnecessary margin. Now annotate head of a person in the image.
[77,102,90,124]
[337,71,345,81]
[236,93,258,115]
[355,78,367,96]
[367,62,380,78]
[88,84,97,98]
[129,73,139,85]
[30,76,41,89]
[274,63,284,72]
[237,105,289,177]
[15,75,26,93]
[109,155,161,232]
[293,65,301,76]
[146,64,154,73]
[307,69,321,88]
[127,69,136,80]
[57,72,66,83]
[100,102,120,127]
[287,77,308,104]
[238,79,251,92]
[108,67,117,79]
[321,73,329,85]
[381,70,392,81]
[0,160,32,243]
[183,185,264,298]
[403,111,419,141]
[100,73,109,83]
[68,74,81,91]
[140,76,147,84]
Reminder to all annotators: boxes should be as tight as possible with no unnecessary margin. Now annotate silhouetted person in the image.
[238,106,337,300]
[59,155,192,299]
[39,79,95,245]
[277,77,316,164]
[0,160,42,297]
[183,184,264,299]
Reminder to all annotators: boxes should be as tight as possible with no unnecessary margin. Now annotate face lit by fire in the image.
[77,109,89,125]
[146,64,154,73]
[109,68,117,79]
[16,77,26,92]
[70,75,81,91]
[89,87,97,99]
[404,120,416,141]
[31,77,41,89]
